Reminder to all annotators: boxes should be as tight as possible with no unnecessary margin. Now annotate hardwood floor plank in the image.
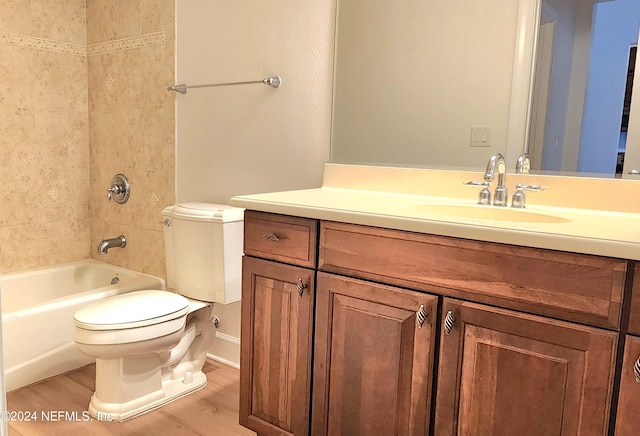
[7,360,255,436]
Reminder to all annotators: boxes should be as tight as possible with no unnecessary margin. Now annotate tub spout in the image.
[97,235,126,255]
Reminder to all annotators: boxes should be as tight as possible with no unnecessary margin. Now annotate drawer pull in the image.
[634,356,640,383]
[416,305,428,328]
[296,279,307,296]
[444,311,455,335]
[262,233,280,242]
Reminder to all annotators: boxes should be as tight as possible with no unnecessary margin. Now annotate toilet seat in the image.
[75,290,189,330]
[74,290,190,346]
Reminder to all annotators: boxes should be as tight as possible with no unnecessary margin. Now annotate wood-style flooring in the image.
[6,360,256,436]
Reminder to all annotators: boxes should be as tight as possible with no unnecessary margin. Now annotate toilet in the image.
[73,203,244,421]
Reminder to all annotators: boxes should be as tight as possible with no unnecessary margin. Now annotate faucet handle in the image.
[463,180,491,205]
[517,184,546,192]
[107,185,123,201]
[106,174,130,204]
[511,184,547,208]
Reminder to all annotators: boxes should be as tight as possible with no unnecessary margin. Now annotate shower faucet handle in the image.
[106,174,130,204]
[107,185,123,200]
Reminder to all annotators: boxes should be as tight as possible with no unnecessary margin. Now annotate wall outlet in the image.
[470,127,491,147]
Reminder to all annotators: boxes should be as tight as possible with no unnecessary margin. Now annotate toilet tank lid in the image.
[162,203,244,223]
[74,290,190,330]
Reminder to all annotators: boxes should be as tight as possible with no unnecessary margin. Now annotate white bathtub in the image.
[1,260,165,392]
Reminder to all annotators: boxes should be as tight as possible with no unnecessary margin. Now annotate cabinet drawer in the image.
[244,211,318,268]
[319,221,627,329]
[628,264,640,335]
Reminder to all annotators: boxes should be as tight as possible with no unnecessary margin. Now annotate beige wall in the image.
[175,0,334,366]
[87,0,175,279]
[175,0,333,203]
[0,0,175,277]
[0,1,90,272]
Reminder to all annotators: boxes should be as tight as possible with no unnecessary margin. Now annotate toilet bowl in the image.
[74,290,215,421]
[73,203,244,421]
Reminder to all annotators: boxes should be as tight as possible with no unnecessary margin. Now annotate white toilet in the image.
[73,203,244,421]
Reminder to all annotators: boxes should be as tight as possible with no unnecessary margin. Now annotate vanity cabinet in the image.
[312,273,437,435]
[240,211,630,436]
[240,212,318,436]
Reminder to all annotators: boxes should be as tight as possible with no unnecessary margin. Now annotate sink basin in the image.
[406,204,571,224]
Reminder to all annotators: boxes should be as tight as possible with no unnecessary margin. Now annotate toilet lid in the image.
[74,290,190,330]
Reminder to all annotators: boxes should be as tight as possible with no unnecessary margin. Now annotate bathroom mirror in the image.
[330,0,640,177]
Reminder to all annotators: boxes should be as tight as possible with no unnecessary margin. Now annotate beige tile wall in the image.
[87,0,175,279]
[0,0,175,278]
[0,0,90,272]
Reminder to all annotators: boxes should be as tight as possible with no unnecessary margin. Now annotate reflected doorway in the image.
[528,2,557,171]
[529,0,640,175]
[617,46,636,175]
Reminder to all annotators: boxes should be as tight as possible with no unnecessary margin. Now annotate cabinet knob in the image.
[296,279,307,296]
[444,310,455,335]
[262,233,280,242]
[416,305,428,328]
[634,356,640,383]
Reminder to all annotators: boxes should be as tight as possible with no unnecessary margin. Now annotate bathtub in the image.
[1,260,165,392]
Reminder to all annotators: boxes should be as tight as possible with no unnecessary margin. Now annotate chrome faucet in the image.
[484,153,508,206]
[515,153,531,174]
[511,184,547,208]
[97,235,126,255]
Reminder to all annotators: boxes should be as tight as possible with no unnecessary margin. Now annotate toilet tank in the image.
[161,203,244,304]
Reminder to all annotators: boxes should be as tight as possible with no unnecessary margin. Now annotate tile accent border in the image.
[0,32,86,56]
[87,32,165,56]
[0,31,166,57]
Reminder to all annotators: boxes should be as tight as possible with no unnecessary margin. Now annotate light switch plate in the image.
[470,127,491,147]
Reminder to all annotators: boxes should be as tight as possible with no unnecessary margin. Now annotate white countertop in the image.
[230,164,640,261]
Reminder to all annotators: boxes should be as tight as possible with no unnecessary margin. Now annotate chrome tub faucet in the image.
[97,235,126,255]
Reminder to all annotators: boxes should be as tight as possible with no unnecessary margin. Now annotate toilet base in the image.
[88,369,207,422]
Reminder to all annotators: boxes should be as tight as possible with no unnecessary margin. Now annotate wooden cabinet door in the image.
[435,298,617,436]
[615,335,640,435]
[240,256,315,436]
[627,264,640,335]
[312,272,438,436]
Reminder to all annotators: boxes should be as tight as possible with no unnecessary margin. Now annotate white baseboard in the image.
[206,353,240,369]
[215,331,240,345]
[205,331,240,369]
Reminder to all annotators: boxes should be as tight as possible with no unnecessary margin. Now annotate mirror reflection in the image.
[530,0,640,175]
[330,0,640,177]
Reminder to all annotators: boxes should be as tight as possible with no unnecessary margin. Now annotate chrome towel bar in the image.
[167,76,281,94]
